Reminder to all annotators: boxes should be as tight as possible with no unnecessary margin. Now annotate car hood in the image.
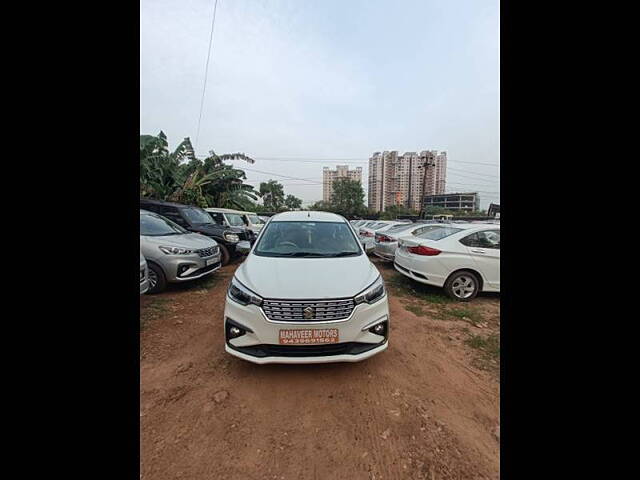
[235,254,380,299]
[141,233,218,250]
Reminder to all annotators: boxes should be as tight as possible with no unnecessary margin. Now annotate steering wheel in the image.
[278,241,298,248]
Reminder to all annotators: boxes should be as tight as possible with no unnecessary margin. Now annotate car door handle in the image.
[470,249,486,254]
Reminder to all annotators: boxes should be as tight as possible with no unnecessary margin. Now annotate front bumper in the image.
[224,294,390,364]
[161,253,222,282]
[225,341,388,364]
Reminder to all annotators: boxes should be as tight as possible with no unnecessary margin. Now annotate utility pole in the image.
[418,151,436,219]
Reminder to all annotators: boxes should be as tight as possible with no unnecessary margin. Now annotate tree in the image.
[308,200,333,211]
[284,194,303,210]
[379,205,419,220]
[140,131,259,209]
[140,131,196,200]
[259,180,286,211]
[330,178,366,217]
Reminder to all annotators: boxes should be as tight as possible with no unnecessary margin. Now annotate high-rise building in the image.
[323,165,363,202]
[367,150,447,212]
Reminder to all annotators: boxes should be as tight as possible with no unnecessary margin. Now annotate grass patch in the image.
[385,273,453,304]
[447,307,484,325]
[404,304,427,316]
[140,297,169,330]
[464,333,500,370]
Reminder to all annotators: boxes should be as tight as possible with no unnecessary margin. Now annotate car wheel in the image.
[444,271,480,301]
[219,244,230,266]
[147,262,167,294]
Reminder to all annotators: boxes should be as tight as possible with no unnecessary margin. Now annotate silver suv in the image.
[140,210,221,293]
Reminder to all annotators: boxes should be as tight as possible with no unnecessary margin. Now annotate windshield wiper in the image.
[325,251,360,257]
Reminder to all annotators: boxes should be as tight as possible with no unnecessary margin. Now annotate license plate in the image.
[279,328,339,345]
[205,257,218,266]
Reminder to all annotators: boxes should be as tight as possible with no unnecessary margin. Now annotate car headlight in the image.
[159,246,195,255]
[224,233,240,243]
[228,277,263,306]
[354,275,385,305]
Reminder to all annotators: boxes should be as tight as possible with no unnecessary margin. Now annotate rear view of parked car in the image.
[140,210,222,293]
[140,251,149,295]
[394,224,500,301]
[359,221,406,251]
[373,223,443,261]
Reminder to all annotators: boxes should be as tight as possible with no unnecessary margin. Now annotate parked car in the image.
[373,223,444,261]
[224,210,390,364]
[359,221,406,250]
[394,224,500,301]
[140,209,222,293]
[140,198,254,265]
[205,208,265,235]
[242,211,266,233]
[140,251,149,295]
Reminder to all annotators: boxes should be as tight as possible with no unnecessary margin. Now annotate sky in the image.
[140,0,499,209]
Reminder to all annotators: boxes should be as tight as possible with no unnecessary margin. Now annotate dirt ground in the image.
[140,257,500,480]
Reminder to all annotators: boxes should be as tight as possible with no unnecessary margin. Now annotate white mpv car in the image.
[224,211,390,364]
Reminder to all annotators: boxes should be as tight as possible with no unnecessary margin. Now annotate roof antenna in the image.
[307,211,310,217]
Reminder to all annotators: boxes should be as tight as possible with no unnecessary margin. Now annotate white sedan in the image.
[394,224,500,301]
[359,221,409,249]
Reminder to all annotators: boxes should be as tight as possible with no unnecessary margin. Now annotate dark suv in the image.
[139,198,255,265]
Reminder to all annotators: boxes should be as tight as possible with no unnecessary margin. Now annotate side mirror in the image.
[364,242,374,253]
[236,240,251,255]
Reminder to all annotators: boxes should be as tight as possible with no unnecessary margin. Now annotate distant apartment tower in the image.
[368,150,447,212]
[323,165,362,202]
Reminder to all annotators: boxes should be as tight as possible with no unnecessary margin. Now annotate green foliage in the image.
[329,178,366,217]
[259,180,286,211]
[308,200,334,211]
[284,194,303,210]
[140,131,259,209]
[379,205,419,220]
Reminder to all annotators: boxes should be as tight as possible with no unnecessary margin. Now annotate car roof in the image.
[139,198,191,209]
[204,207,245,214]
[270,210,347,223]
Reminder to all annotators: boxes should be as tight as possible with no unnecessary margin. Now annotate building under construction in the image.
[423,192,480,212]
[367,150,447,212]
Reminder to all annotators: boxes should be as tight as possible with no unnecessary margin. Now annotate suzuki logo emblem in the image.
[303,306,315,319]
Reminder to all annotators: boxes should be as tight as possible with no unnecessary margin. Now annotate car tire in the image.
[444,270,480,301]
[147,262,167,294]
[219,244,231,266]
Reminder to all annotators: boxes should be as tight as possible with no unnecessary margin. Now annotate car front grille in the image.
[197,246,219,258]
[261,298,356,322]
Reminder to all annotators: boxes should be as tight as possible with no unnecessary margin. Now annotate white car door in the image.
[459,229,500,291]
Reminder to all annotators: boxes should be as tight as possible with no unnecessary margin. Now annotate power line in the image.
[447,166,500,179]
[195,0,220,152]
[250,156,499,167]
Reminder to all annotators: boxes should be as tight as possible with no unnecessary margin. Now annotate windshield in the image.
[254,221,362,257]
[416,226,463,241]
[247,214,264,225]
[181,207,214,224]
[140,213,187,236]
[225,213,246,227]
